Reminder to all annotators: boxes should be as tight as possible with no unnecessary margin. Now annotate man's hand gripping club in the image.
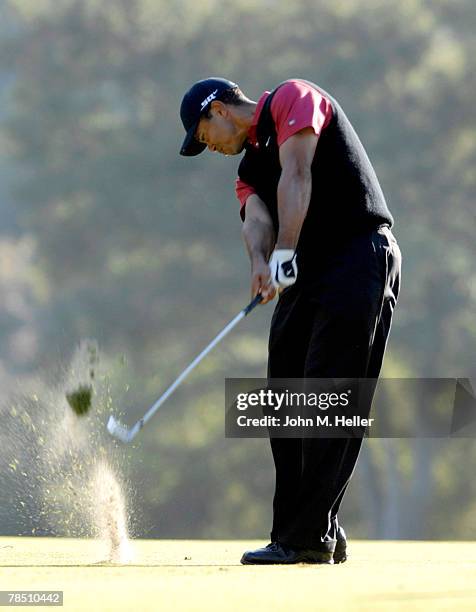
[252,249,298,304]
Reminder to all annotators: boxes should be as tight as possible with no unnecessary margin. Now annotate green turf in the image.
[0,538,475,611]
[65,384,93,416]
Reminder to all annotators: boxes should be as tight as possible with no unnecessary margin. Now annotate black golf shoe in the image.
[240,542,333,565]
[333,526,348,564]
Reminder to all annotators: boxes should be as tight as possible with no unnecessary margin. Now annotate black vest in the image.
[238,80,394,272]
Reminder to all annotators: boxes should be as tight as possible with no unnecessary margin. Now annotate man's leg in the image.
[266,285,313,542]
[278,227,402,550]
[241,284,329,564]
[329,227,402,529]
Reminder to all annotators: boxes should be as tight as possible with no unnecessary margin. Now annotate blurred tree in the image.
[0,0,474,539]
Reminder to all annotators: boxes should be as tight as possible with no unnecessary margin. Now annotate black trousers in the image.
[267,225,402,551]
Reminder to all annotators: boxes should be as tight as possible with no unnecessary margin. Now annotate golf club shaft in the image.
[133,293,263,433]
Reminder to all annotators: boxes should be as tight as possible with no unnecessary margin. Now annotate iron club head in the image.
[107,415,134,443]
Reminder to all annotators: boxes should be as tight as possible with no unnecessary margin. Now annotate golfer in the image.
[179,77,401,564]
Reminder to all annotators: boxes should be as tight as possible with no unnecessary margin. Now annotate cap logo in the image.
[200,89,219,111]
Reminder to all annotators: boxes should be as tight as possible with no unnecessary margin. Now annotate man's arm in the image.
[275,127,319,249]
[241,194,276,303]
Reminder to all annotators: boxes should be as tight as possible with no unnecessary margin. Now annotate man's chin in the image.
[220,142,246,156]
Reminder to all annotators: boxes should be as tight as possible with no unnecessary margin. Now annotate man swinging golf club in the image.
[179,77,402,565]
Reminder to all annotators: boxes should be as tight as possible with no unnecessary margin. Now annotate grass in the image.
[0,538,475,611]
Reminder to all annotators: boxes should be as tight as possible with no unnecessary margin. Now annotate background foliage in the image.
[0,0,475,539]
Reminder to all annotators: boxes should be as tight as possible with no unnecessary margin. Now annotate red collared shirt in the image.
[235,79,333,218]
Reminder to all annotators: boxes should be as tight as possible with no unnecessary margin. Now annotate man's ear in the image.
[210,100,228,117]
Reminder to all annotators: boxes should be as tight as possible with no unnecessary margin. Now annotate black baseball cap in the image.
[179,77,238,156]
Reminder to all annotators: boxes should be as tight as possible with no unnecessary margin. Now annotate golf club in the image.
[107,293,263,443]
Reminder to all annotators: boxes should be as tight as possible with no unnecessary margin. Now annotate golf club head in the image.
[107,415,134,443]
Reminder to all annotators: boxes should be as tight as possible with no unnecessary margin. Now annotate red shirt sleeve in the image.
[270,79,333,147]
[235,177,256,220]
[235,80,333,220]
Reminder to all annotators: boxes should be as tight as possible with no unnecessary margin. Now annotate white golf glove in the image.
[269,249,298,290]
